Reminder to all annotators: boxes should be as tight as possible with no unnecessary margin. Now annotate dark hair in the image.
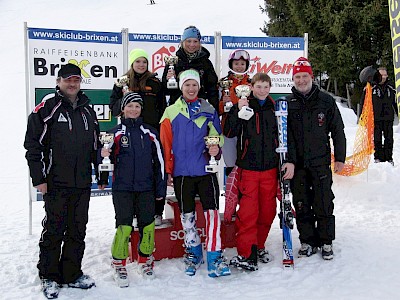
[251,73,271,86]
[124,68,153,92]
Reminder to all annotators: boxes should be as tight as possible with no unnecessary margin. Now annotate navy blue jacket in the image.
[107,117,166,198]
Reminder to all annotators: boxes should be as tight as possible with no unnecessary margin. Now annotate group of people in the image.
[24,25,351,299]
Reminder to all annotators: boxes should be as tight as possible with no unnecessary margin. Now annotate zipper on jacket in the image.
[66,112,72,131]
[81,111,88,131]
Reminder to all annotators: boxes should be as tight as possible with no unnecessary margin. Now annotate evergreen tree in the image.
[261,0,393,104]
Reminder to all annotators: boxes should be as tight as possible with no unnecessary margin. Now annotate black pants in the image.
[38,187,90,284]
[374,120,394,161]
[291,166,335,247]
[112,190,155,229]
[155,197,165,216]
[173,174,219,213]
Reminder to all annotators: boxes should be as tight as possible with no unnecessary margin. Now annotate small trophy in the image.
[115,75,130,93]
[99,133,114,172]
[164,55,179,89]
[235,85,254,120]
[218,79,233,112]
[204,136,220,173]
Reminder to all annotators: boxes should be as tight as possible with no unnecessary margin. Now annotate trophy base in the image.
[205,164,218,173]
[238,106,254,120]
[99,164,114,172]
[167,81,178,89]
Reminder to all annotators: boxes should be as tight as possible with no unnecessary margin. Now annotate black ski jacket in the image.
[360,81,397,122]
[24,88,106,189]
[223,93,279,171]
[286,85,346,168]
[161,46,219,111]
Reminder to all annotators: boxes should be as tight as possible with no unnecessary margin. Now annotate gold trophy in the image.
[235,85,254,120]
[99,133,114,172]
[115,75,129,92]
[164,55,179,89]
[204,136,220,173]
[218,79,233,112]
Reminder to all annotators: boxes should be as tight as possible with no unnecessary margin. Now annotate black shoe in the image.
[257,249,272,263]
[298,243,318,257]
[388,160,394,166]
[41,279,60,299]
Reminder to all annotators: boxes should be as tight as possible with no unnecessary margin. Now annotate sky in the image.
[1,0,400,299]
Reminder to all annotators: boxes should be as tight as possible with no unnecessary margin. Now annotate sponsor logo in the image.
[151,46,177,74]
[170,228,206,241]
[33,57,118,83]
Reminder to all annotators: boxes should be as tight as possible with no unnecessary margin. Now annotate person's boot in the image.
[207,250,231,277]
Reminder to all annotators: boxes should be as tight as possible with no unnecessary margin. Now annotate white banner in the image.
[222,36,305,94]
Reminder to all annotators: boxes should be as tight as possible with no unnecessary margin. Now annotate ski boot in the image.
[321,244,334,260]
[207,250,231,277]
[112,259,129,288]
[67,274,95,289]
[230,245,258,271]
[41,279,59,299]
[138,255,155,279]
[184,244,203,276]
[298,243,318,257]
[257,248,273,263]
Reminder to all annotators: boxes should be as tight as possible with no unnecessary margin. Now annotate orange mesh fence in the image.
[332,83,374,176]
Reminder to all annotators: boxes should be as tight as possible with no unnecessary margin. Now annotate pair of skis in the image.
[275,98,295,269]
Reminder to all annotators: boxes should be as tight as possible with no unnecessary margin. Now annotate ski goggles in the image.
[229,49,250,61]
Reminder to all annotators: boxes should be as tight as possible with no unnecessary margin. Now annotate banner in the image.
[389,0,400,116]
[222,36,304,95]
[27,27,123,131]
[26,27,123,199]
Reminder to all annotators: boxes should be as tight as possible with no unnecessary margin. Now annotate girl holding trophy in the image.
[102,92,166,286]
[160,69,231,278]
[109,48,167,226]
[218,49,252,223]
[109,48,166,130]
[162,26,219,112]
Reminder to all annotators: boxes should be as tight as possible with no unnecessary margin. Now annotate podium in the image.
[129,196,236,261]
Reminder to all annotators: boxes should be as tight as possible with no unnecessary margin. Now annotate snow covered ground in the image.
[1,0,400,299]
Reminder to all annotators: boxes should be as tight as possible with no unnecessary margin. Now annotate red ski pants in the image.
[235,168,278,258]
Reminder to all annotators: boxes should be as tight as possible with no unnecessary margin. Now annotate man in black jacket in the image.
[282,57,346,261]
[360,67,397,165]
[24,64,107,299]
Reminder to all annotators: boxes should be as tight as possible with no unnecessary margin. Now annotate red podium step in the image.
[129,196,236,261]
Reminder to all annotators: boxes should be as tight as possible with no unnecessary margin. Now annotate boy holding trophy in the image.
[109,48,167,226]
[223,73,279,271]
[101,92,166,286]
[160,69,231,278]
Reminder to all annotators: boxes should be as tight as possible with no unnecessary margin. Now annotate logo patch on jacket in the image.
[121,135,129,147]
[58,113,68,122]
[317,112,325,126]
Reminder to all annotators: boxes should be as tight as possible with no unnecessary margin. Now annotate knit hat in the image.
[181,26,201,42]
[121,92,143,111]
[292,57,313,77]
[178,69,201,90]
[129,49,149,67]
[58,63,81,79]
